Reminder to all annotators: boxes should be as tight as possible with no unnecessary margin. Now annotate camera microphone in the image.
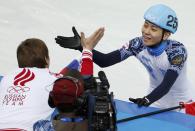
[98,71,110,89]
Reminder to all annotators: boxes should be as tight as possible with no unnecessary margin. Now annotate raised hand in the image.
[55,26,82,50]
[81,27,104,51]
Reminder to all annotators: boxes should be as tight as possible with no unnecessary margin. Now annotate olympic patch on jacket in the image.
[171,54,184,65]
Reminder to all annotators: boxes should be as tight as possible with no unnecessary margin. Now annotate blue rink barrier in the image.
[115,99,195,131]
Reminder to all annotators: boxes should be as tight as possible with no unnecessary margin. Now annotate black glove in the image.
[129,97,151,107]
[55,26,82,51]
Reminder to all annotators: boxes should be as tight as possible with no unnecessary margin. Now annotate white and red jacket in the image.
[0,49,93,131]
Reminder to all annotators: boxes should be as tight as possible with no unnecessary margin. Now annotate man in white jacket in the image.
[0,27,104,131]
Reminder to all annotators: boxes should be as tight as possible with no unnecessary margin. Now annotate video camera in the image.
[75,71,117,131]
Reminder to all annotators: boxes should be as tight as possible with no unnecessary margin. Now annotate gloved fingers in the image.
[55,37,60,43]
[129,98,137,103]
[55,39,73,46]
[55,37,73,43]
[129,97,149,107]
[56,36,73,40]
[137,100,145,107]
[55,38,65,44]
[137,98,151,107]
[72,26,80,37]
[136,98,143,105]
[55,39,81,49]
[56,35,66,39]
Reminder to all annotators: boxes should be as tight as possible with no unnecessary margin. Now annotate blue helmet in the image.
[144,4,178,34]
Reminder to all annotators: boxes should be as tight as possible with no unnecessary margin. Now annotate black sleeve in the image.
[92,50,121,67]
[146,69,178,103]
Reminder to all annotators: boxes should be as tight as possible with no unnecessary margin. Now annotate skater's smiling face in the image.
[141,21,170,46]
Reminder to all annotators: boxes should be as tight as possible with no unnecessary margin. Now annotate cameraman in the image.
[34,69,88,131]
[33,27,104,131]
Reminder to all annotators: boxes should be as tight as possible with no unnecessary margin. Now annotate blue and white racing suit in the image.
[93,37,195,108]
